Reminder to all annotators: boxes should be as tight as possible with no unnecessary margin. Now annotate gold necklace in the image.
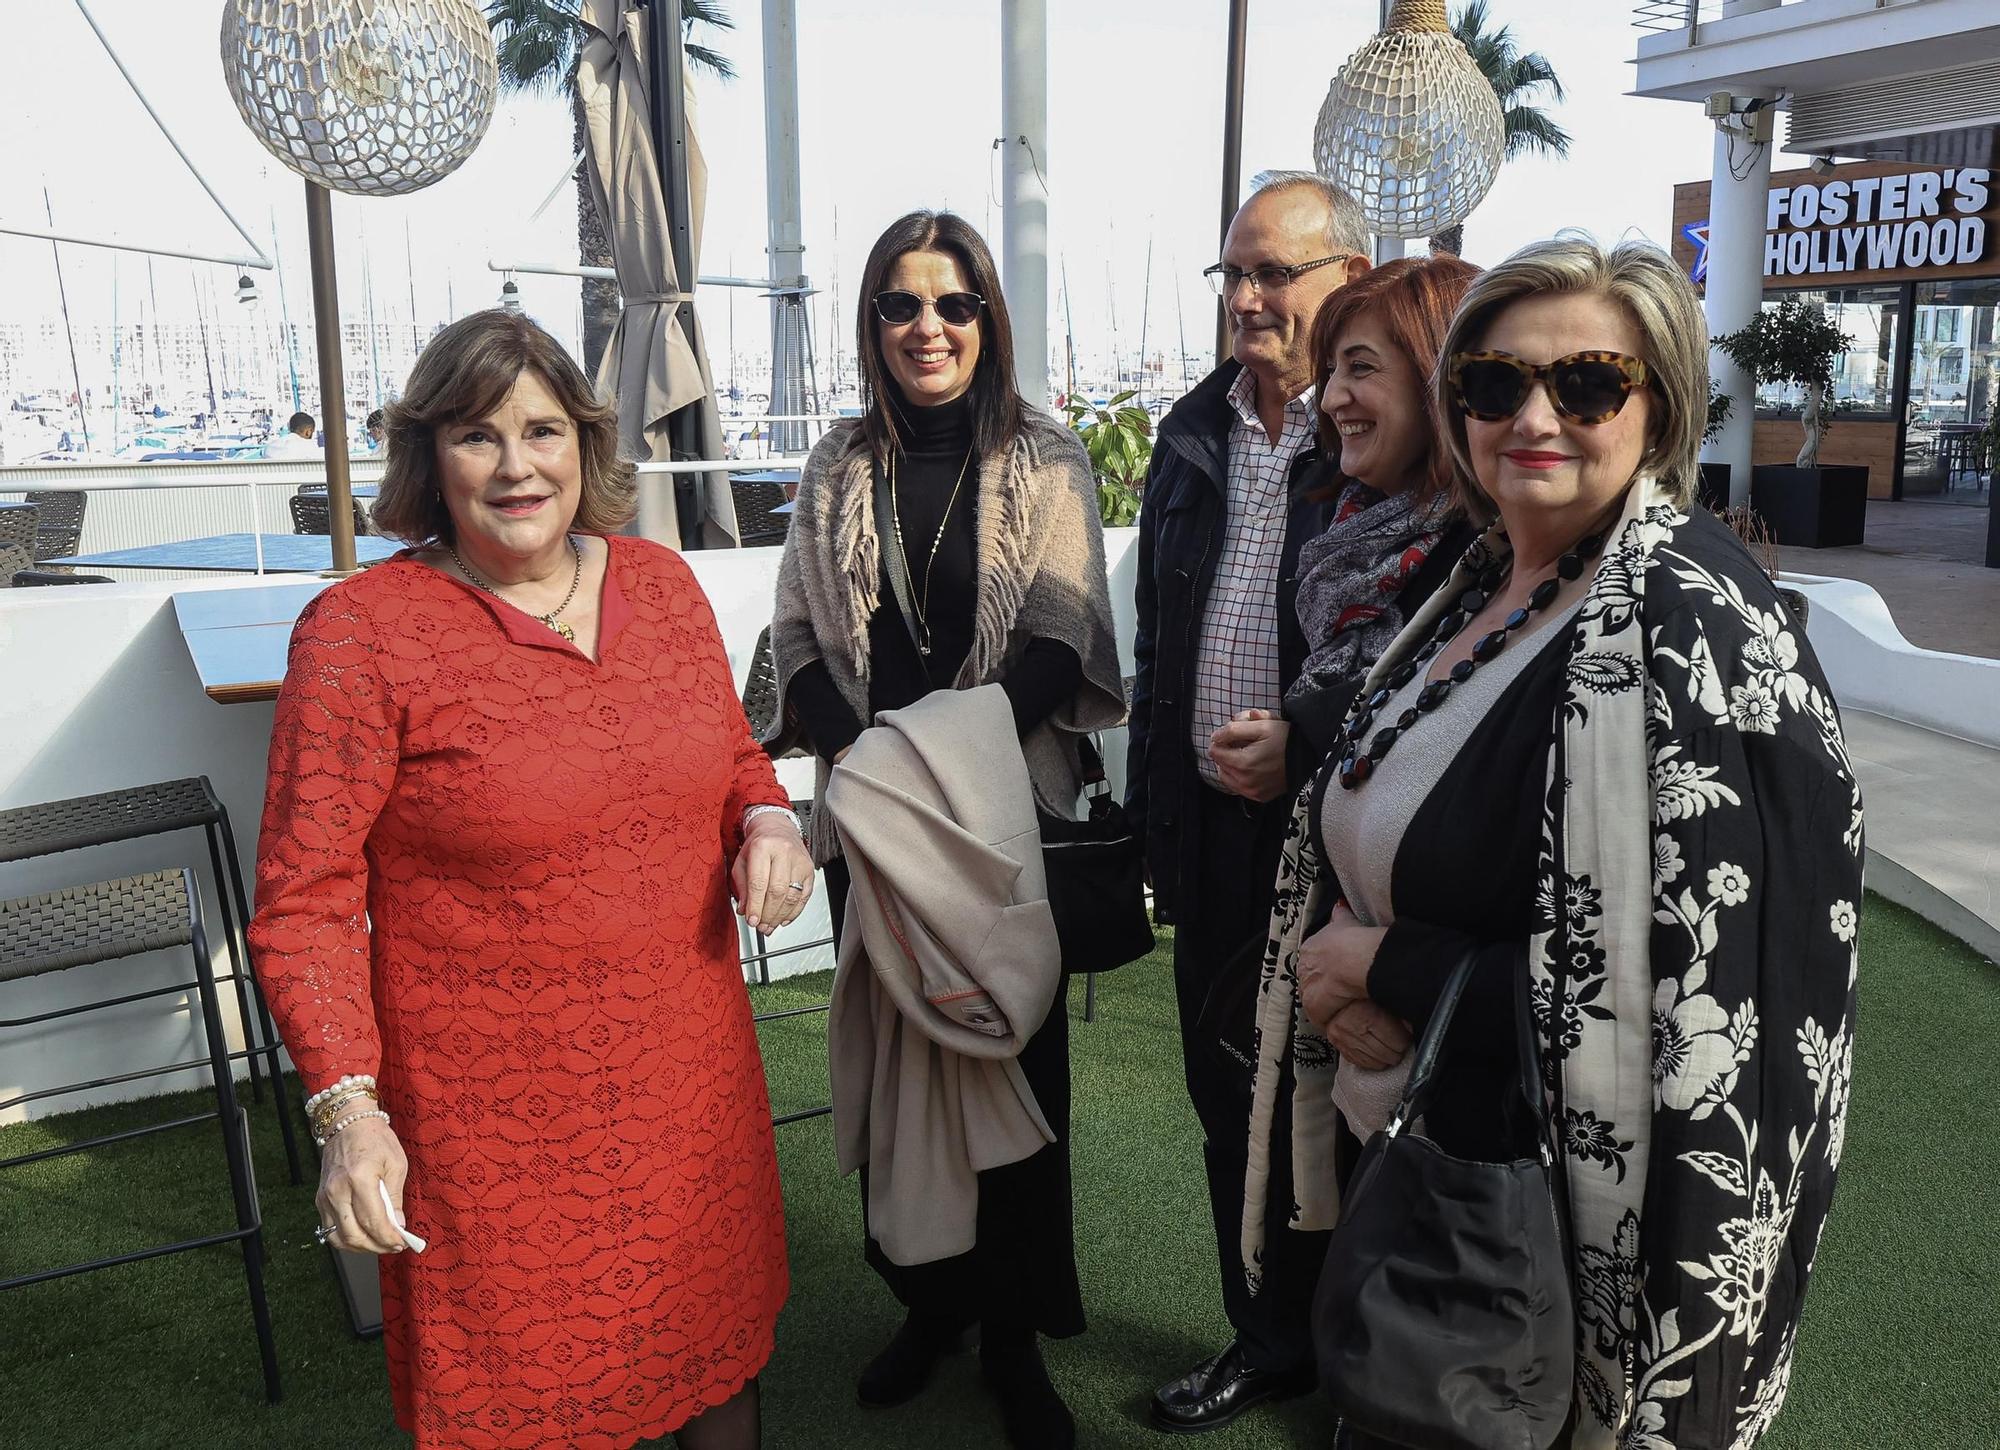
[889,447,974,658]
[448,534,584,643]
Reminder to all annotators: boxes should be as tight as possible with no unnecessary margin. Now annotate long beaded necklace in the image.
[889,446,975,658]
[1336,529,1606,790]
[448,533,584,643]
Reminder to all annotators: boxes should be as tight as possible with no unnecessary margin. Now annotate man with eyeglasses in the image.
[1127,170,1370,1434]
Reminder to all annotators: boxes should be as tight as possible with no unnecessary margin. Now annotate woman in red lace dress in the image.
[249,311,812,1450]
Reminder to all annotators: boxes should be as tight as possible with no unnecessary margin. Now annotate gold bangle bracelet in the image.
[309,1087,378,1137]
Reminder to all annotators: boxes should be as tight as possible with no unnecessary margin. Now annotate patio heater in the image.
[1313,0,1503,245]
[219,0,499,574]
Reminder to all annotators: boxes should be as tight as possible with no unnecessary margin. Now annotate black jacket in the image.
[1125,360,1337,923]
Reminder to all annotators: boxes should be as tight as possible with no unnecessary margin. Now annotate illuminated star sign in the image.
[1683,219,1712,284]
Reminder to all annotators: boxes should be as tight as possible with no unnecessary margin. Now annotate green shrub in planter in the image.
[1063,389,1152,527]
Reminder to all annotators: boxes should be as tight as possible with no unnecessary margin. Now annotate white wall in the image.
[0,530,1142,1123]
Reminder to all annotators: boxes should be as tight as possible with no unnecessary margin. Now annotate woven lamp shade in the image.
[220,0,498,197]
[1313,0,1504,239]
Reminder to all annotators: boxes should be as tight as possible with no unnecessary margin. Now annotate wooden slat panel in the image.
[1751,418,1898,497]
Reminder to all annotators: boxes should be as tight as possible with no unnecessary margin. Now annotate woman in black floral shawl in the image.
[1240,236,1863,1449]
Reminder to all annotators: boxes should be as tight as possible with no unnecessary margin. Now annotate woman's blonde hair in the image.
[1434,234,1708,516]
[372,310,636,545]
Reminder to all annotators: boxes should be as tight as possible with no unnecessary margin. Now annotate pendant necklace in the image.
[890,446,974,658]
[449,534,584,644]
[1336,529,1607,790]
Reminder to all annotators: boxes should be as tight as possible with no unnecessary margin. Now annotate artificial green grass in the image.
[1,894,1992,1448]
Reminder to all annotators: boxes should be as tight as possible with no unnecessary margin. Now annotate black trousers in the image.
[825,857,1086,1339]
[1173,781,1331,1374]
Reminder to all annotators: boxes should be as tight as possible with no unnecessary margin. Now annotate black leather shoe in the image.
[856,1311,975,1408]
[1149,1340,1314,1433]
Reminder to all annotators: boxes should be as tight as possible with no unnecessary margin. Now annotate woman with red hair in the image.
[1281,254,1484,763]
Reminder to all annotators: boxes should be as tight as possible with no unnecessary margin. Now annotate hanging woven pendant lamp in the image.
[219,0,498,197]
[1313,0,1504,239]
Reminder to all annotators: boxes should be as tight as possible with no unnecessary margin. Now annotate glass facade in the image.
[1750,285,1901,420]
[1903,278,2000,498]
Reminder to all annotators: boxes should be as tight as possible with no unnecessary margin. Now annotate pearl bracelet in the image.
[315,1106,391,1148]
[743,804,802,834]
[308,1087,379,1137]
[304,1073,378,1115]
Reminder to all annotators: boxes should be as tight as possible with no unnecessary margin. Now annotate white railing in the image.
[1633,0,1893,38]
[0,456,810,578]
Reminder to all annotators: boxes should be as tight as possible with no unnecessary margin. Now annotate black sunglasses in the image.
[872,290,985,327]
[1449,350,1652,425]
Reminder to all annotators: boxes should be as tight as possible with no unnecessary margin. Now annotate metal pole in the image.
[305,179,357,575]
[763,0,810,454]
[1371,0,1402,266]
[1215,0,1249,367]
[1001,0,1051,408]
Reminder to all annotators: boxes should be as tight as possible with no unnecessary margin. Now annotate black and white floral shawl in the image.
[1241,477,1863,1449]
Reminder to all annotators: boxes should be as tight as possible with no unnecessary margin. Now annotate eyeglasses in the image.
[1202,256,1348,297]
[1448,350,1652,425]
[873,290,985,327]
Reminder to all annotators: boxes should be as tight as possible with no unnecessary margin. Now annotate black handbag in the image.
[1313,952,1574,1450]
[1037,739,1155,976]
[873,462,1152,977]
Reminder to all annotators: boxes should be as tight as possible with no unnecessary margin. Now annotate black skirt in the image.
[824,856,1085,1338]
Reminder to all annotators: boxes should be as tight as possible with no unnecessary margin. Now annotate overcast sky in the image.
[1,0,1723,385]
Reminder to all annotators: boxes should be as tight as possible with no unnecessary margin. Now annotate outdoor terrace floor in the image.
[1778,499,2000,661]
[3,903,1994,1447]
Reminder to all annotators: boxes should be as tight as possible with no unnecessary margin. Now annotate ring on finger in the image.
[313,1223,334,1244]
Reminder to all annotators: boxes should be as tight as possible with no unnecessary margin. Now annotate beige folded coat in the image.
[823,684,1062,1268]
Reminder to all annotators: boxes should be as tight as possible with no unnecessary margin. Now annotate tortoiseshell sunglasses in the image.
[1449,350,1651,425]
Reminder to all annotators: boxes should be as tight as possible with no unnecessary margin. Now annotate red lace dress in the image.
[249,536,790,1449]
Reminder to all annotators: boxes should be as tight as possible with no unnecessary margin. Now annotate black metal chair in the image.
[0,869,282,1403]
[12,570,111,587]
[0,779,305,1185]
[741,626,788,749]
[23,489,86,561]
[287,493,369,537]
[0,503,36,585]
[732,480,791,548]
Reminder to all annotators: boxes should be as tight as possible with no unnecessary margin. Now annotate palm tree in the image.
[485,1,735,374]
[1429,0,1571,258]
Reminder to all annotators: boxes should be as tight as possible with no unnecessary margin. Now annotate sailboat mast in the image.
[1061,256,1077,406]
[405,217,421,361]
[271,211,302,411]
[192,265,218,422]
[1174,253,1190,394]
[362,220,383,428]
[44,187,92,454]
[111,259,122,453]
[1137,235,1153,406]
[829,206,842,399]
[146,258,162,410]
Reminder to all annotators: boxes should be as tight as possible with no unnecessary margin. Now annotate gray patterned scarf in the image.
[1287,480,1451,707]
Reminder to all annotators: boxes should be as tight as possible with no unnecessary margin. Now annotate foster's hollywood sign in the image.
[1763,168,1989,277]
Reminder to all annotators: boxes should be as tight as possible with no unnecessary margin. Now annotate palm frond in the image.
[485,0,584,91]
[685,42,735,81]
[1450,1,1570,162]
[1500,106,1572,161]
[682,0,736,32]
[1493,52,1565,104]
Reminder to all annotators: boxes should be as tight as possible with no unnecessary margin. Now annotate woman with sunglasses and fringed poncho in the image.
[761,210,1124,1450]
[1241,236,1862,1449]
